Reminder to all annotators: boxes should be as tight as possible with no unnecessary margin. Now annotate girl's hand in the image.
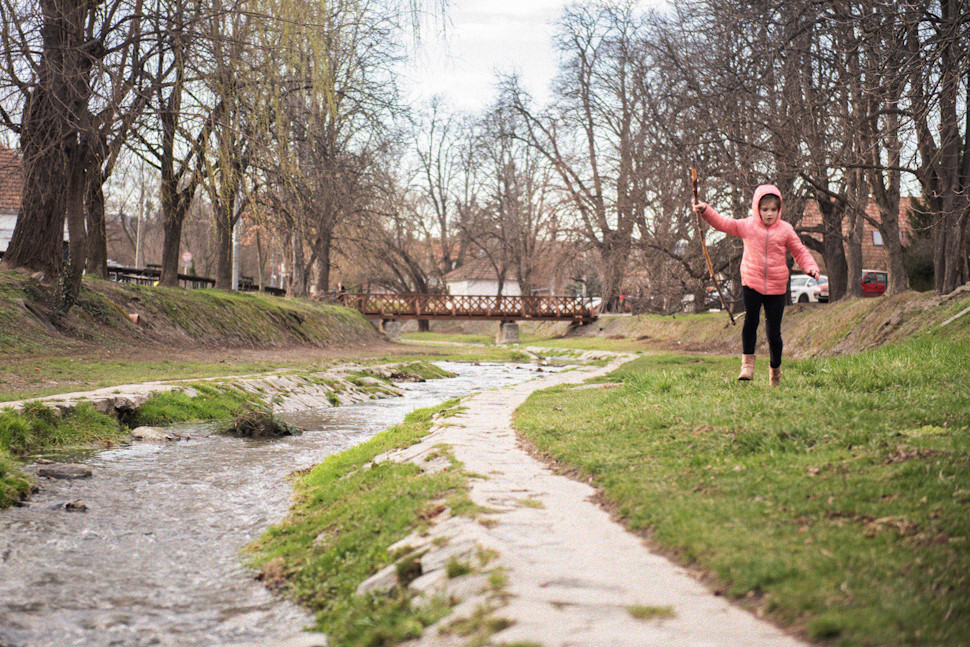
[809,269,820,280]
[692,199,708,215]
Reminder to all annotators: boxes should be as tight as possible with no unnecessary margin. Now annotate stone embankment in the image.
[2,363,429,423]
[360,356,807,647]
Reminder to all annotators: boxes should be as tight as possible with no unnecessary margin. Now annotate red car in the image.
[814,275,829,302]
[862,270,887,297]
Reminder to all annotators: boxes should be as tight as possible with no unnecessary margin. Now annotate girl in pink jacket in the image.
[692,184,819,386]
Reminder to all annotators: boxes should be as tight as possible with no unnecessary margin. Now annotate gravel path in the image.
[385,355,807,647]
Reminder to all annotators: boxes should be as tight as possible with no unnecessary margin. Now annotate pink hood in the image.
[699,184,820,295]
[751,184,783,219]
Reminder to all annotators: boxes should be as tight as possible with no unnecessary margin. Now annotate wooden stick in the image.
[692,168,736,325]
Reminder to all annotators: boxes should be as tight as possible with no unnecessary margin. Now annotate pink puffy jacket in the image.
[699,184,819,296]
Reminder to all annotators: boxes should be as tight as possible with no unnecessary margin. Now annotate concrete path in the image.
[386,356,806,647]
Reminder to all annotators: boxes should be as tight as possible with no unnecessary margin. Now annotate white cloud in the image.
[403,0,565,111]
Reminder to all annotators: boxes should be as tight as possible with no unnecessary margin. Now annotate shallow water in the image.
[0,362,550,647]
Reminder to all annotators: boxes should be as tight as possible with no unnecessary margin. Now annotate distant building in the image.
[443,251,574,297]
[444,257,523,296]
[0,145,72,261]
[799,197,912,272]
[0,146,23,258]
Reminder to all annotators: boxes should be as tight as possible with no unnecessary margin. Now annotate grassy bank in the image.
[513,337,970,645]
[0,270,380,356]
[247,400,471,646]
[404,288,970,359]
[0,400,145,506]
[0,360,460,509]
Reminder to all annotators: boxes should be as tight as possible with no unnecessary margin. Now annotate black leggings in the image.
[742,286,787,368]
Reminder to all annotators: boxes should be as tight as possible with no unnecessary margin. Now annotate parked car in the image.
[862,269,887,297]
[704,284,734,310]
[814,275,829,302]
[790,274,823,304]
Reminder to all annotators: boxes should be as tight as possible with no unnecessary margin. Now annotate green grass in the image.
[402,332,496,345]
[247,399,473,646]
[0,447,31,507]
[0,401,127,456]
[127,383,262,427]
[520,336,647,353]
[0,356,289,402]
[513,337,970,646]
[0,385,264,508]
[391,361,458,380]
[627,605,676,620]
[379,346,538,364]
[0,401,131,505]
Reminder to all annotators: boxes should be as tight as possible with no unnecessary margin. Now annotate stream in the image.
[0,362,551,647]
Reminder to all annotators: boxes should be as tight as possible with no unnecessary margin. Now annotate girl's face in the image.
[759,201,780,226]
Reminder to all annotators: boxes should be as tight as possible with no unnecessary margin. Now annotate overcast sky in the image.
[403,0,570,113]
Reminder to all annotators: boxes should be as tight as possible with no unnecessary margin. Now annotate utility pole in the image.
[135,179,145,268]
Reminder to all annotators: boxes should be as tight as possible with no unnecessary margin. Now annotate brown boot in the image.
[737,354,755,381]
[770,365,782,387]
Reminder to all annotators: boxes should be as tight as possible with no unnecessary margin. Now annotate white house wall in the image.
[445,278,522,296]
[0,214,69,254]
[0,213,16,253]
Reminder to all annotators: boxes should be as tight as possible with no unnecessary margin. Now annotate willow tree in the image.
[253,0,412,297]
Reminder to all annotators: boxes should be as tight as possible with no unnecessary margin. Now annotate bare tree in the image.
[905,0,970,294]
[475,96,560,297]
[0,0,106,305]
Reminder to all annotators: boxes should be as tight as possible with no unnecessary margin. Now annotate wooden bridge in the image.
[336,293,600,324]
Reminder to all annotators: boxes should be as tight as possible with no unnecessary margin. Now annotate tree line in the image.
[1,0,967,316]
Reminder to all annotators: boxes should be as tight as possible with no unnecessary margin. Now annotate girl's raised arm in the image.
[694,201,742,237]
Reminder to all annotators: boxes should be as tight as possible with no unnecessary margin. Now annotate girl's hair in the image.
[759,194,781,209]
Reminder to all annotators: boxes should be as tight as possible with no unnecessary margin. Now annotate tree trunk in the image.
[845,208,864,298]
[56,150,88,316]
[85,169,108,278]
[816,198,848,301]
[255,229,265,291]
[288,227,307,297]
[942,209,969,292]
[159,204,184,288]
[214,212,233,289]
[311,230,332,297]
[1,0,92,278]
[598,234,630,313]
[2,133,70,278]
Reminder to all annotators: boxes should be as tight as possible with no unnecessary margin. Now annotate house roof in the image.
[444,256,505,282]
[0,147,23,213]
[801,196,912,235]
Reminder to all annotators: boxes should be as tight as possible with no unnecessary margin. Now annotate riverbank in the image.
[253,289,970,646]
[404,286,970,357]
[0,360,456,507]
[514,337,970,646]
[1,362,542,647]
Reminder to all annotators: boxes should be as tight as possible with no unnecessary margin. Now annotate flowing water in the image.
[0,362,552,647]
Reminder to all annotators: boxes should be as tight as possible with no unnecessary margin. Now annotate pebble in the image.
[37,463,92,479]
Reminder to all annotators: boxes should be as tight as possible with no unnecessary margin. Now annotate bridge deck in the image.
[338,293,598,323]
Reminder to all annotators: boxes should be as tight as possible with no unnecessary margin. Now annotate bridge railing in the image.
[336,293,599,322]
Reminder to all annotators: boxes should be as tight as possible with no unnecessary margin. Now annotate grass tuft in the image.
[128,384,259,427]
[247,399,468,646]
[627,605,676,620]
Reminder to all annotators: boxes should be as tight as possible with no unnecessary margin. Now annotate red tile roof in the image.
[0,146,23,213]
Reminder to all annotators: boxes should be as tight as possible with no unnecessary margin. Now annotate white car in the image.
[790,274,821,304]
